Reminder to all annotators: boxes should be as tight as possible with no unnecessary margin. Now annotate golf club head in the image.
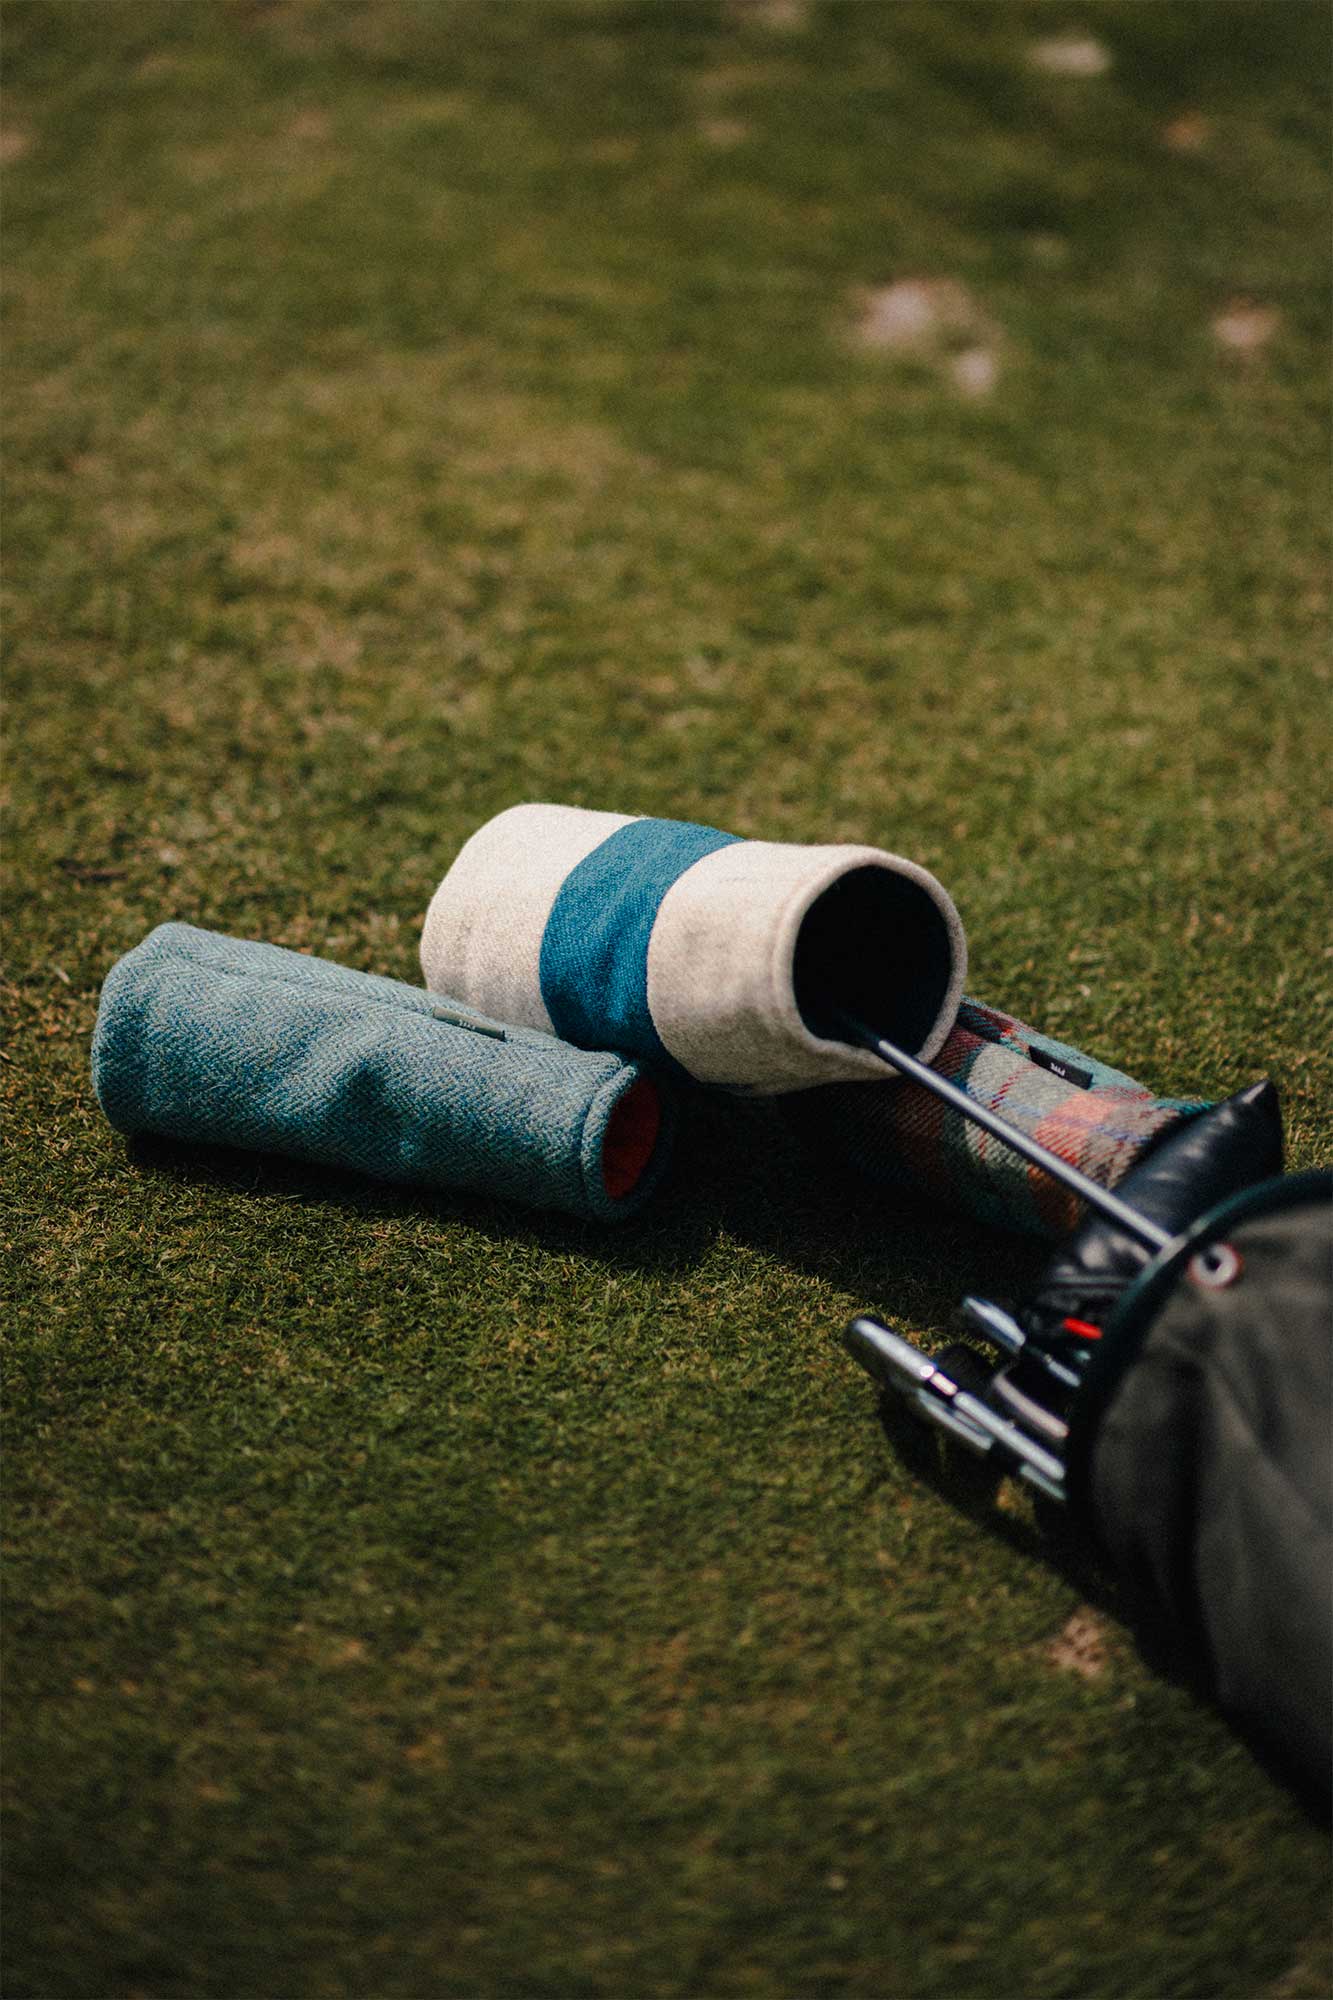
[842,1315,1068,1499]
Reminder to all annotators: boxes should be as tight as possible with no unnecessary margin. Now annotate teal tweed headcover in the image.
[92,924,674,1223]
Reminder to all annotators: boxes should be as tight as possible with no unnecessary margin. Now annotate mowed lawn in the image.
[3,3,1330,1995]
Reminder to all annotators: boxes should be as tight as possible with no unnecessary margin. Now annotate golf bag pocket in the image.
[419,804,967,1094]
[92,924,675,1222]
[782,997,1209,1238]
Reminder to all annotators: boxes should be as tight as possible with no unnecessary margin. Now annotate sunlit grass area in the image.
[4,3,1330,1995]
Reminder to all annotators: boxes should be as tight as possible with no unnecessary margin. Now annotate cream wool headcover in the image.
[420,805,967,1095]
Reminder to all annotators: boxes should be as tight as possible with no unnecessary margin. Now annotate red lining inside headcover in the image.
[601,1078,662,1200]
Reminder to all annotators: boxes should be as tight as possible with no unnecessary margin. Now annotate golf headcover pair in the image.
[92,924,672,1223]
[93,809,1217,1239]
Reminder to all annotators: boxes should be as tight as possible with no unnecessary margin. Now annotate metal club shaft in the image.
[835,1014,1171,1255]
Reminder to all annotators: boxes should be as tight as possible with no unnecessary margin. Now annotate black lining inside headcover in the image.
[792,865,953,1055]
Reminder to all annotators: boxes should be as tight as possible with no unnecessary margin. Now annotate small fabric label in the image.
[432,1003,507,1040]
[1030,1045,1094,1089]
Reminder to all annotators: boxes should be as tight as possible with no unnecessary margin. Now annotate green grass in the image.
[3,2,1330,1994]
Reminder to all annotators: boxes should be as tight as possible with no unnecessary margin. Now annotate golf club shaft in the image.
[835,1014,1171,1254]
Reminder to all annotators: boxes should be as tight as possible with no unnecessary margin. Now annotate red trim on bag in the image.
[601,1078,662,1200]
[1062,1316,1103,1341]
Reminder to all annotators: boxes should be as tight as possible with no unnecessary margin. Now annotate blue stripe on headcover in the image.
[539,818,739,1066]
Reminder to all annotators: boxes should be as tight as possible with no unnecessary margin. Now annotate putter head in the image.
[843,1315,993,1454]
[842,1315,1068,1500]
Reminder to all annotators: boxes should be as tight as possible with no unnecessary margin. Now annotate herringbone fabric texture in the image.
[92,924,675,1222]
[783,998,1209,1239]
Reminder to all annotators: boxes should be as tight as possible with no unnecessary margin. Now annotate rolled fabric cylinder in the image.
[92,923,674,1223]
[419,804,967,1094]
[782,997,1212,1239]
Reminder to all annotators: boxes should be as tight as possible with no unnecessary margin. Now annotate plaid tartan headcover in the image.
[783,998,1210,1239]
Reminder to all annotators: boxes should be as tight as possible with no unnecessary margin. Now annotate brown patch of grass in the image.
[403,1731,448,1767]
[725,0,809,31]
[850,277,985,352]
[1162,112,1211,154]
[175,117,339,207]
[1266,1927,1333,2000]
[700,118,750,150]
[378,92,473,130]
[849,278,1004,396]
[1213,299,1281,356]
[1047,1608,1110,1679]
[1028,34,1112,78]
[286,107,331,143]
[694,62,786,98]
[582,137,639,166]
[99,499,171,554]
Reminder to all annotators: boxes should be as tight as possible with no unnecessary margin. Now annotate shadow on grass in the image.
[126,1081,1044,1312]
[125,1102,1330,1819]
[878,1372,1330,1825]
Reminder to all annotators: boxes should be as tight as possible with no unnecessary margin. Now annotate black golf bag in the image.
[1065,1170,1332,1806]
[846,1081,1330,1810]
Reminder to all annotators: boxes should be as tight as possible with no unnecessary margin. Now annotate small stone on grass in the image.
[851,279,1003,397]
